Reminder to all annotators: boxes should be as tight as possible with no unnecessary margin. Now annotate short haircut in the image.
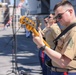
[53,1,73,11]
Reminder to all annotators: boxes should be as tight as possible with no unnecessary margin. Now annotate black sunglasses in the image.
[55,10,68,20]
[44,20,48,24]
[55,13,63,19]
[48,16,51,19]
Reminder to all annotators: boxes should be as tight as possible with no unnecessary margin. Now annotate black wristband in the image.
[39,45,46,51]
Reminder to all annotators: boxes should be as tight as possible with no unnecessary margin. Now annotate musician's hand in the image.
[32,31,45,48]
[38,26,41,31]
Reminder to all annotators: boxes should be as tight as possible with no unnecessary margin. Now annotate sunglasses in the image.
[48,16,51,19]
[55,10,68,20]
[44,20,48,24]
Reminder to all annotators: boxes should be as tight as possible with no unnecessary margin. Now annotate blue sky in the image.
[0,0,13,5]
[0,0,28,5]
[10,0,28,5]
[10,0,14,5]
[11,0,28,5]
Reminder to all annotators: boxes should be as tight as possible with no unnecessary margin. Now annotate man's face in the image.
[55,6,71,26]
[48,14,54,24]
[44,18,48,26]
[44,17,50,27]
[44,17,48,24]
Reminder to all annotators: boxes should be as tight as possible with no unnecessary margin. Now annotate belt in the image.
[50,66,76,72]
[45,61,76,72]
[51,67,68,72]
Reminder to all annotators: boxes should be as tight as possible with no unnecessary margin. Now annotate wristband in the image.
[39,45,46,51]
